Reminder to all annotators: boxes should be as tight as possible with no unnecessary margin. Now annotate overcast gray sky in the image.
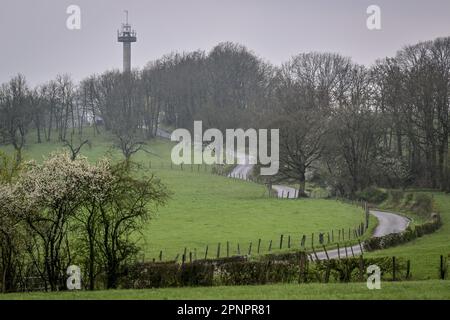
[2,0,450,85]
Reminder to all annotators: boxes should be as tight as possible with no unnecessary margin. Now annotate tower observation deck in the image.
[117,11,137,73]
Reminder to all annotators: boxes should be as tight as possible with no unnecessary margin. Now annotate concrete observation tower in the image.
[117,11,137,73]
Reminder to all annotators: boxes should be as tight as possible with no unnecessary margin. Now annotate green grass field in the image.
[1,131,368,260]
[2,280,449,300]
[2,129,449,299]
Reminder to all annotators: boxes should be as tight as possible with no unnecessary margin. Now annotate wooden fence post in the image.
[337,243,341,259]
[280,234,284,249]
[322,245,330,261]
[312,247,319,262]
[392,256,396,281]
[257,239,261,254]
[359,255,365,281]
[406,260,411,279]
[358,239,364,254]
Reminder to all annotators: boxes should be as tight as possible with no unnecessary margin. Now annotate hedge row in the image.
[313,256,409,282]
[363,214,442,251]
[122,261,215,289]
[121,253,409,289]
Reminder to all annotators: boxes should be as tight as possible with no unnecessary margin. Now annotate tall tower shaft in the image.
[117,11,137,73]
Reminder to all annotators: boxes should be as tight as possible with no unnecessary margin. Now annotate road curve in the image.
[229,162,411,260]
[314,210,410,260]
[370,210,410,237]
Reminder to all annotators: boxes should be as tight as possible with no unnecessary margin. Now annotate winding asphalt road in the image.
[229,162,410,260]
[313,210,410,260]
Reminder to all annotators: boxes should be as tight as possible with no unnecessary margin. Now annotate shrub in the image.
[356,187,388,204]
[313,257,409,282]
[260,251,307,264]
[122,262,180,289]
[122,261,215,289]
[179,262,215,286]
[409,193,433,218]
[122,253,412,288]
[386,190,404,207]
[217,261,298,285]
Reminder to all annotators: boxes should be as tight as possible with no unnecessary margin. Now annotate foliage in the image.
[356,187,388,204]
[119,254,410,289]
[384,191,434,218]
[0,151,168,292]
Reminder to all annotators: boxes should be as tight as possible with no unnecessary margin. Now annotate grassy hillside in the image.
[2,130,450,299]
[1,130,367,260]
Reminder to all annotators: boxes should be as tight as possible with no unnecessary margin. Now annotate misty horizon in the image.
[2,0,450,85]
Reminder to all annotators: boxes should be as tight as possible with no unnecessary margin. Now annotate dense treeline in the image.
[2,39,450,196]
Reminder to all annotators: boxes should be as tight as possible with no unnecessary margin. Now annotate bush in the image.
[122,253,412,288]
[260,251,307,264]
[385,192,434,218]
[313,256,409,282]
[179,262,215,286]
[122,261,214,289]
[356,187,388,204]
[409,193,433,218]
[218,261,299,285]
[122,262,180,289]
[386,190,404,207]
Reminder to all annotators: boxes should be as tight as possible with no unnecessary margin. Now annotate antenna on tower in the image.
[118,10,136,73]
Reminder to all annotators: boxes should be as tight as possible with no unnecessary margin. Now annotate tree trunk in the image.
[297,171,307,198]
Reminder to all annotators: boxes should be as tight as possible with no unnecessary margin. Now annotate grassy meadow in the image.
[2,280,449,300]
[2,129,449,299]
[1,130,368,260]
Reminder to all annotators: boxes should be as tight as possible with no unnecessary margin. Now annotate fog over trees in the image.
[2,39,450,195]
